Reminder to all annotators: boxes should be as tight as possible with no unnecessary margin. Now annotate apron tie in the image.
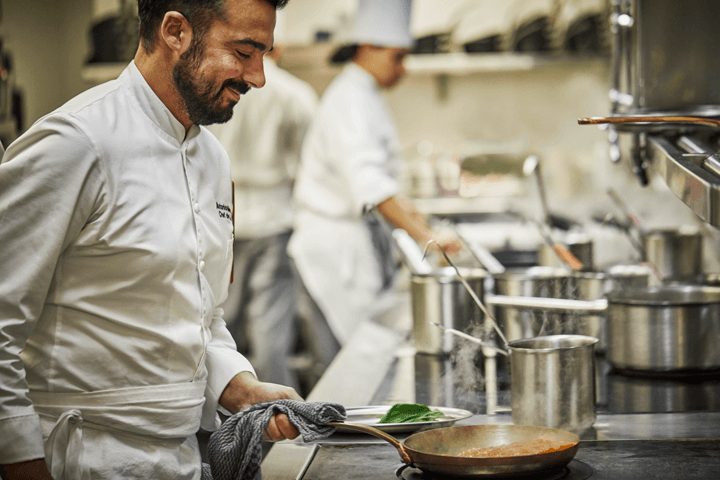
[362,206,400,292]
[31,381,207,477]
[46,409,84,480]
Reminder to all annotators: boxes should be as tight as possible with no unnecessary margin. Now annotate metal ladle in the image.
[429,322,508,356]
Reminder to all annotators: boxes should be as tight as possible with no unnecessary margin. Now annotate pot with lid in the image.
[606,284,720,372]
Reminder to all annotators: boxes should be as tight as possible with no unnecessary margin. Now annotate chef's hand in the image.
[219,371,303,442]
[1,458,54,480]
[429,232,463,256]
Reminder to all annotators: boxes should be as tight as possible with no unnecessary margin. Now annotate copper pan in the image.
[328,422,579,477]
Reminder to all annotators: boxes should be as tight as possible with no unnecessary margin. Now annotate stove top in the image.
[298,439,720,479]
[396,459,593,480]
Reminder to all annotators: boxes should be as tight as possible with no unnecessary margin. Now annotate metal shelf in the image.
[280,44,608,75]
[80,48,608,84]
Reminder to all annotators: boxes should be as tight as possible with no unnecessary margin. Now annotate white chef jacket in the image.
[0,61,253,472]
[288,63,403,344]
[206,58,318,239]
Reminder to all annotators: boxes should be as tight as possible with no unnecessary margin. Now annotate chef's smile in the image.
[225,85,241,102]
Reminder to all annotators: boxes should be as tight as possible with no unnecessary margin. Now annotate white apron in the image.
[289,210,399,345]
[29,382,207,480]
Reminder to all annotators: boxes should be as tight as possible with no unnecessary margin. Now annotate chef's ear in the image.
[160,11,192,56]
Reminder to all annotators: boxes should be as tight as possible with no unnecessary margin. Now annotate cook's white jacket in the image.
[206,58,318,239]
[288,63,402,344]
[0,61,254,464]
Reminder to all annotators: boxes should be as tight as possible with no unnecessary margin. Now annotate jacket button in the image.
[199,261,206,271]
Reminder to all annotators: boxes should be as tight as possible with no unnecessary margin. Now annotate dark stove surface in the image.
[396,459,593,480]
[300,440,720,480]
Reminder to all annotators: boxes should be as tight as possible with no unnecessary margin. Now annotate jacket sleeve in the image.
[0,114,103,464]
[200,306,256,430]
[323,91,401,214]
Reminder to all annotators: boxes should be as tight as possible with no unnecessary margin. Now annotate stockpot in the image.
[605,285,720,372]
[642,227,703,284]
[538,232,594,271]
[411,267,488,354]
[493,266,570,342]
[487,284,720,371]
[567,265,652,352]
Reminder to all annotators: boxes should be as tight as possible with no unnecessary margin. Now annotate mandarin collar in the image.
[345,62,380,92]
[119,61,200,145]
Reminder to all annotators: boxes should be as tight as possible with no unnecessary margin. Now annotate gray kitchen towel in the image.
[202,400,346,480]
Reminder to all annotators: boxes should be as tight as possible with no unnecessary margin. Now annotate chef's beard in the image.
[173,37,250,126]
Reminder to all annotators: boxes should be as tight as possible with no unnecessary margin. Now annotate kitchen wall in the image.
[2,0,715,268]
[0,0,95,135]
[277,0,717,269]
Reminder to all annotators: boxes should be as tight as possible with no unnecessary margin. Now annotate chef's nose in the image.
[243,55,266,89]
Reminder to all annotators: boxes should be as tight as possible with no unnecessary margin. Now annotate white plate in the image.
[335,405,474,434]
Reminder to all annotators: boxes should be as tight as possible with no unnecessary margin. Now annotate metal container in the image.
[494,267,570,342]
[605,285,720,372]
[642,227,703,283]
[538,233,594,271]
[509,335,598,434]
[568,265,652,352]
[411,267,488,354]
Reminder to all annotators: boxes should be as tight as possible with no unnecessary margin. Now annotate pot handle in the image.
[578,115,720,129]
[485,294,608,313]
[328,421,414,465]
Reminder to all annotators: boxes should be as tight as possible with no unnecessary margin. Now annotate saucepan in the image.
[328,422,579,477]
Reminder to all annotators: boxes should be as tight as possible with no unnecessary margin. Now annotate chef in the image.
[288,0,461,347]
[0,1,301,479]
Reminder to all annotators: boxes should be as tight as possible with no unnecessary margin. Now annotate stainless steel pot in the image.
[488,284,720,371]
[642,227,703,283]
[411,267,489,354]
[538,233,594,271]
[509,335,598,434]
[605,285,720,372]
[493,267,570,342]
[568,265,652,352]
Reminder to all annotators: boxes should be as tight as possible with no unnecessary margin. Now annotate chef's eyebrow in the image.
[231,38,273,53]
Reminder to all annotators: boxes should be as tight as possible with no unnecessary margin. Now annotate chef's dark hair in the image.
[138,0,289,53]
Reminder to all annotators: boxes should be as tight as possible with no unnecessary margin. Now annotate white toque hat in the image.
[351,0,414,48]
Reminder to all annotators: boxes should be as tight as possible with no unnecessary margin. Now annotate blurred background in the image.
[2,0,715,273]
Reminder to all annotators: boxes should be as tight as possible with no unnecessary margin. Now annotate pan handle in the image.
[328,421,414,465]
[485,294,608,313]
[578,115,720,129]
